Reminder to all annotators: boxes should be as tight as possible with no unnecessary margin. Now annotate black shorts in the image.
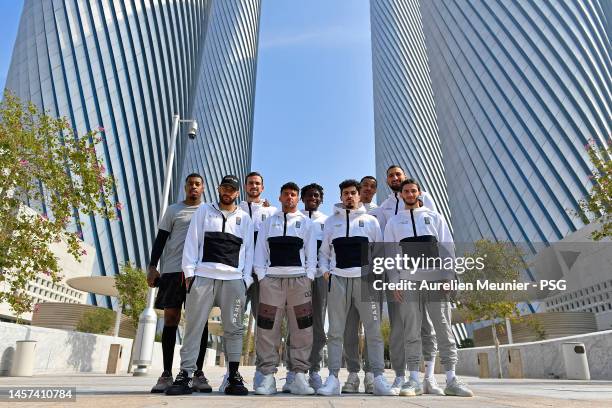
[154,272,186,310]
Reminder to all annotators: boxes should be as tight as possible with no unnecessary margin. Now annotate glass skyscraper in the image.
[370,0,452,224]
[372,0,610,247]
[5,0,261,305]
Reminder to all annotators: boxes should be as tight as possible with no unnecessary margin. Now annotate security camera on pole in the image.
[132,114,198,376]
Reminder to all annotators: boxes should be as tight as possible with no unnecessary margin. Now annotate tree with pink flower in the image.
[0,91,118,320]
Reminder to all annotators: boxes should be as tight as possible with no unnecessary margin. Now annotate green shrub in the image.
[76,308,114,334]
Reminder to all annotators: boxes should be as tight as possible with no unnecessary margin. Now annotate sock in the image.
[425,360,435,379]
[229,361,239,377]
[195,323,209,371]
[446,370,456,383]
[395,375,405,382]
[161,325,178,373]
[409,371,419,382]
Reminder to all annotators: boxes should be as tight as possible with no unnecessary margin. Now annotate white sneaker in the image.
[309,372,323,390]
[341,372,360,393]
[390,376,405,395]
[444,377,474,397]
[399,377,423,396]
[253,370,264,391]
[218,372,229,393]
[364,372,375,394]
[373,375,395,396]
[317,374,341,396]
[423,376,444,395]
[255,373,276,395]
[282,371,295,393]
[289,372,315,395]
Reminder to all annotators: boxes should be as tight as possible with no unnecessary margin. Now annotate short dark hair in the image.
[280,182,300,194]
[400,178,421,191]
[185,173,203,183]
[360,176,377,187]
[386,164,404,175]
[339,179,361,193]
[245,171,263,184]
[300,183,324,199]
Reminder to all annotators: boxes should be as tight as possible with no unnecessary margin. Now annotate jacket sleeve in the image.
[182,206,203,279]
[437,213,456,280]
[420,191,438,212]
[304,219,318,280]
[372,217,383,243]
[253,216,269,281]
[370,206,387,234]
[242,217,255,288]
[318,218,333,275]
[383,219,401,284]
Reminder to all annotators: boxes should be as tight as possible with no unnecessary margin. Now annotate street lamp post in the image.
[131,114,198,376]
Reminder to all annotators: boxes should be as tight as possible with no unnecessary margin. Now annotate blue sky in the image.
[253,1,375,214]
[0,1,22,90]
[0,0,376,215]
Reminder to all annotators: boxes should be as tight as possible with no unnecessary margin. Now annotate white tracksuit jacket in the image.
[383,206,455,282]
[319,204,382,278]
[182,203,255,287]
[254,210,317,281]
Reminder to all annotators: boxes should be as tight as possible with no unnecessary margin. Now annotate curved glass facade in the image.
[370,0,452,223]
[5,0,260,305]
[372,0,611,250]
[420,0,610,246]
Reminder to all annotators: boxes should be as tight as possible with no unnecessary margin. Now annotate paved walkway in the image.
[1,366,611,407]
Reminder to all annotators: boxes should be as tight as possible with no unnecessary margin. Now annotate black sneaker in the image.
[165,369,193,395]
[224,371,248,395]
[192,370,213,393]
[151,370,173,393]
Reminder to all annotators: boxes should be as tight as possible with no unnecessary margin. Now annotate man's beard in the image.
[390,183,401,192]
[247,190,261,199]
[219,194,234,205]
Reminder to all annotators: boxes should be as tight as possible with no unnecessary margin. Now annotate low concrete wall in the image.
[0,322,133,375]
[457,329,612,380]
[0,322,219,376]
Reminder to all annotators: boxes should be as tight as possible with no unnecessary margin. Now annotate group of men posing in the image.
[146,165,474,398]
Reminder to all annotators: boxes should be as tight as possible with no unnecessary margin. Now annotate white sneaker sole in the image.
[255,388,277,395]
[290,388,315,395]
[399,388,418,396]
[317,389,341,396]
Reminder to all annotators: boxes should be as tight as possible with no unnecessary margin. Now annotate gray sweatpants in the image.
[389,299,438,376]
[398,285,457,372]
[180,277,246,374]
[285,276,327,373]
[343,304,370,373]
[327,275,385,377]
[257,276,313,374]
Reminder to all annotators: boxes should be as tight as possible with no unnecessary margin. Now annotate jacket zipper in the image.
[345,210,350,237]
[247,202,252,218]
[283,212,288,236]
[214,204,229,232]
[394,193,399,215]
[410,209,417,237]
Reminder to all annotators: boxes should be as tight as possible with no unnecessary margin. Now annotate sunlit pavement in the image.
[1,365,611,407]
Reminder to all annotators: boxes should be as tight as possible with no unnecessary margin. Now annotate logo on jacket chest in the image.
[424,217,431,224]
[236,217,241,225]
[359,220,364,227]
[295,221,301,229]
